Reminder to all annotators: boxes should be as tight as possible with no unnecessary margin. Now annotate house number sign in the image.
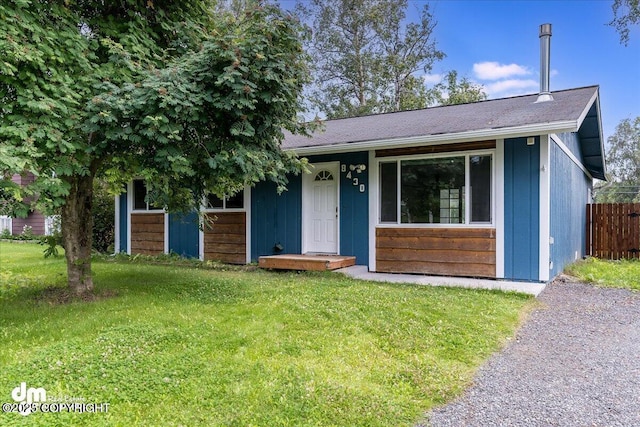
[342,164,366,193]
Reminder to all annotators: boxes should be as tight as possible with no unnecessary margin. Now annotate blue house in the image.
[114,84,605,283]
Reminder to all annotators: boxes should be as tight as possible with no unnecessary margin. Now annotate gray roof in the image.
[284,85,605,180]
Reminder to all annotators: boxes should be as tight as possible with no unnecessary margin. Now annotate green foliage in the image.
[40,235,60,258]
[20,225,33,240]
[594,116,640,202]
[1,0,306,211]
[610,0,640,46]
[0,242,533,426]
[565,257,640,290]
[0,1,103,215]
[87,4,313,205]
[298,0,444,118]
[0,231,43,241]
[0,0,312,289]
[428,70,488,106]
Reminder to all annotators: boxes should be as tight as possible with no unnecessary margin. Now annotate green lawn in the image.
[565,257,640,290]
[0,243,533,426]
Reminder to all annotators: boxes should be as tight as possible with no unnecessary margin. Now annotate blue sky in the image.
[282,0,640,144]
[419,0,640,142]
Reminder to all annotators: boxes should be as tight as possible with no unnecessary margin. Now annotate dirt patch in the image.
[33,287,119,305]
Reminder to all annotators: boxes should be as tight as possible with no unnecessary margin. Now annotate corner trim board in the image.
[368,150,378,272]
[495,139,505,278]
[539,135,551,282]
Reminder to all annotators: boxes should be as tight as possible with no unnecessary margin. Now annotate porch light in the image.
[349,164,366,173]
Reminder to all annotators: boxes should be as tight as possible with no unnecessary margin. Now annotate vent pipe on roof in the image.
[536,23,554,103]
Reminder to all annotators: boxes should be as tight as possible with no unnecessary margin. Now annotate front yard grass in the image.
[565,257,640,290]
[0,242,533,426]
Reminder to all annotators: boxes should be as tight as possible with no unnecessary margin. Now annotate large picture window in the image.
[379,153,492,225]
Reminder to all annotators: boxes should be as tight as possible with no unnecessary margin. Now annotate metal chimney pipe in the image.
[536,23,554,103]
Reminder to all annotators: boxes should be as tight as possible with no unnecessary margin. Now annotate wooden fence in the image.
[586,203,640,259]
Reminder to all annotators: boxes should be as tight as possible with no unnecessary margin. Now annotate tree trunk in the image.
[61,173,95,295]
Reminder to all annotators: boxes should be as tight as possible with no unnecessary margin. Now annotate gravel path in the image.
[424,280,640,427]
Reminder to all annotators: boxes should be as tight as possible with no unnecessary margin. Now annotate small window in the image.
[470,155,492,223]
[379,162,398,222]
[207,194,224,209]
[133,180,147,210]
[206,190,244,210]
[314,170,334,181]
[132,179,161,211]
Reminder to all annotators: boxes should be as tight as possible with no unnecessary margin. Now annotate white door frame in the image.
[302,161,340,254]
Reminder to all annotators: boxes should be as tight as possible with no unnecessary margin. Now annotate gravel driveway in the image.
[424,279,640,427]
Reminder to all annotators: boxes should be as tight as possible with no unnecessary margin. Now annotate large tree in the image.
[297,0,444,118]
[595,116,640,202]
[0,0,311,294]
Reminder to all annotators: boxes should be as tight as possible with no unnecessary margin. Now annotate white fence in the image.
[0,216,12,234]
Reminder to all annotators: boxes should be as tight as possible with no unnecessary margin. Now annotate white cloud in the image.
[484,79,538,97]
[422,74,443,85]
[473,62,531,80]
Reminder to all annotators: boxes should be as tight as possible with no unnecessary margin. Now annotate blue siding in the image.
[504,137,540,281]
[168,211,199,258]
[118,192,127,253]
[250,152,369,264]
[555,132,583,164]
[550,140,592,278]
[251,175,302,260]
[308,152,369,264]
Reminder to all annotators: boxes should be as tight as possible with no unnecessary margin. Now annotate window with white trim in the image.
[132,179,163,211]
[206,190,244,210]
[379,153,493,225]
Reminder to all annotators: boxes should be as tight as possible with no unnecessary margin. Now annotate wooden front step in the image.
[258,254,356,271]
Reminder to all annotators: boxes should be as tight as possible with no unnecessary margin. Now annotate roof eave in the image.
[591,93,607,181]
[575,88,606,181]
[286,120,578,156]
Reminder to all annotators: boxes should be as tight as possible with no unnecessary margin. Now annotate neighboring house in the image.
[1,173,57,236]
[114,84,605,283]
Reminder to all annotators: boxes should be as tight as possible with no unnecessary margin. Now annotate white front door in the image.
[302,162,339,254]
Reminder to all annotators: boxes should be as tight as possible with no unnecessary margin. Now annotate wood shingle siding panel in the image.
[204,212,246,264]
[131,213,164,255]
[376,227,496,278]
[203,233,245,244]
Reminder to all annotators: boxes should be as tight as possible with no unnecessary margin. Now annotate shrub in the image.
[20,225,33,240]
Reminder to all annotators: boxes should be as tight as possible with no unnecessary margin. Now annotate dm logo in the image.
[11,382,46,416]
